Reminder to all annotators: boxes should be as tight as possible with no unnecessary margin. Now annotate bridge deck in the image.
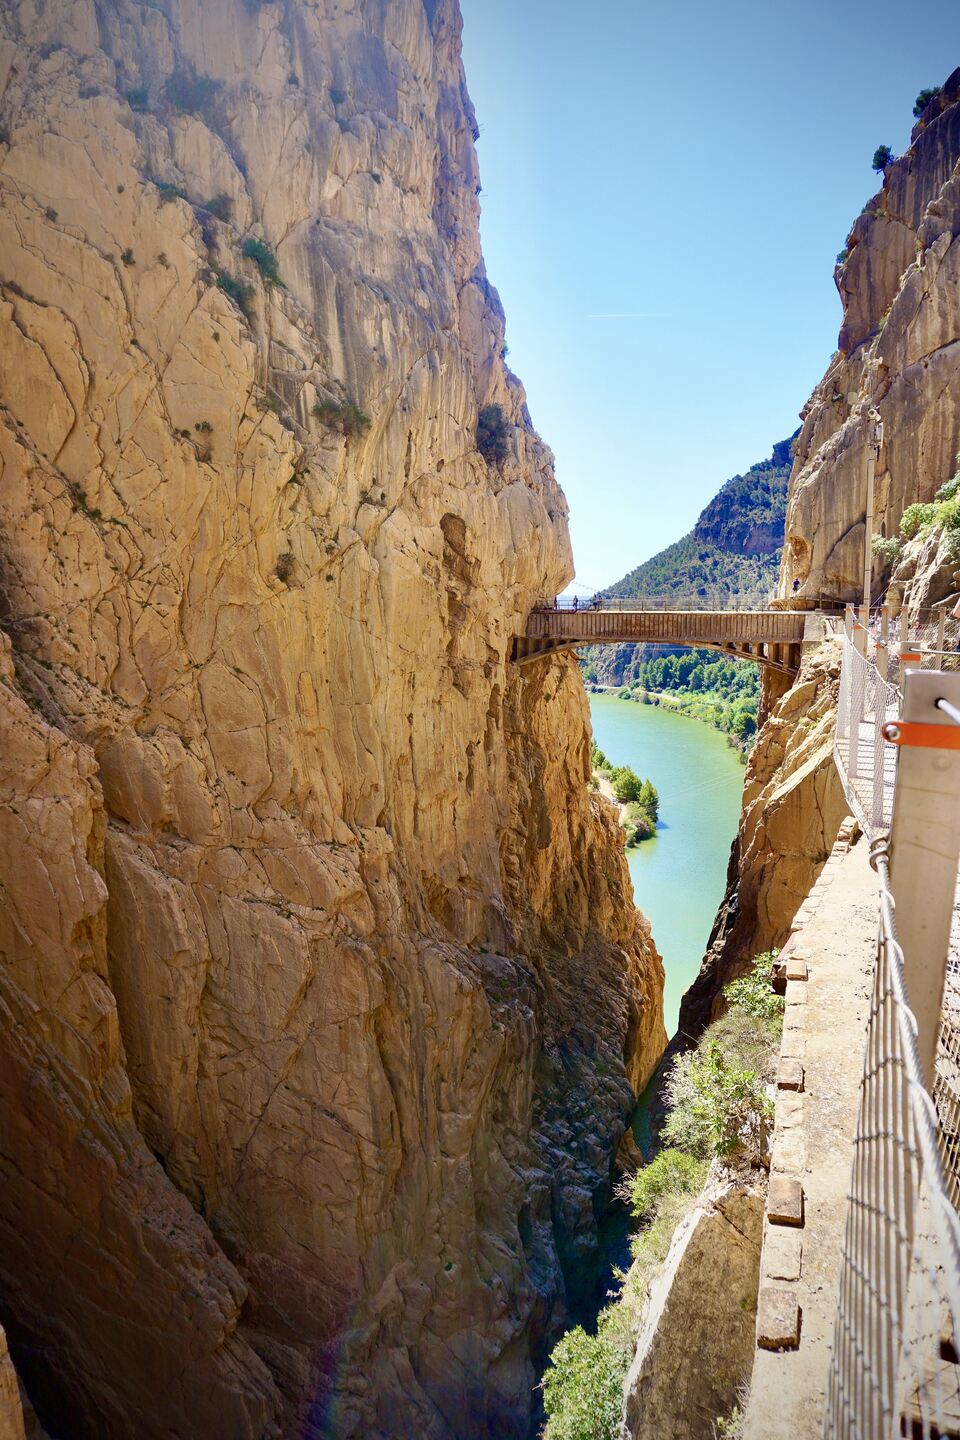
[514,607,809,671]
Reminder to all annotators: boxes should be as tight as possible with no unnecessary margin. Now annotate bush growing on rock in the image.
[541,1315,632,1440]
[628,1149,706,1222]
[476,403,509,464]
[663,1040,772,1162]
[313,398,371,437]
[164,69,220,115]
[723,950,783,1022]
[542,955,781,1439]
[241,236,282,285]
[871,533,902,565]
[872,144,894,172]
[215,268,255,317]
[914,86,939,118]
[900,501,936,538]
[275,551,295,584]
[205,193,234,222]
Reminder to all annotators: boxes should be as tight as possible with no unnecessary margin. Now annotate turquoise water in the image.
[588,693,745,1036]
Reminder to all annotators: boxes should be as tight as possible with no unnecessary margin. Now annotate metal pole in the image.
[887,667,960,1084]
[863,408,883,613]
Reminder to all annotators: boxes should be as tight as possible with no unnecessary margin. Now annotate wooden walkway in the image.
[513,605,809,672]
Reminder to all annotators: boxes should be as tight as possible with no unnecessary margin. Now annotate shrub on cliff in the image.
[914,86,939,118]
[215,268,255,318]
[313,398,371,438]
[476,403,509,464]
[628,1149,706,1222]
[900,501,937,539]
[541,1316,631,1440]
[723,950,783,1022]
[542,955,780,1438]
[663,1040,773,1162]
[872,533,902,565]
[241,236,282,286]
[872,144,894,172]
[204,193,234,222]
[164,69,220,116]
[661,961,781,1165]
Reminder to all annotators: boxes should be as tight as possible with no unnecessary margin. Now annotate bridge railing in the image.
[538,592,845,614]
[826,631,960,1439]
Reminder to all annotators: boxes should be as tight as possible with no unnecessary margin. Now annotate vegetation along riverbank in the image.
[584,648,760,758]
[540,953,783,1440]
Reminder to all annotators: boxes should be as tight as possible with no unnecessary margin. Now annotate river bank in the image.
[587,681,756,759]
[588,692,745,1035]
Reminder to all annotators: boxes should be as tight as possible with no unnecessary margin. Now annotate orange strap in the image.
[882,720,960,749]
[899,651,922,663]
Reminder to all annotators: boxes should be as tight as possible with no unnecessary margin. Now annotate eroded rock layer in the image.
[0,3,665,1436]
[786,68,960,605]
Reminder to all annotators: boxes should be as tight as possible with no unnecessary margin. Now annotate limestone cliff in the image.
[682,71,960,1026]
[786,68,960,607]
[0,3,665,1436]
[679,640,847,1034]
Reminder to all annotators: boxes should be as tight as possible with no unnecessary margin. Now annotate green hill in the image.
[584,436,797,748]
[605,434,795,605]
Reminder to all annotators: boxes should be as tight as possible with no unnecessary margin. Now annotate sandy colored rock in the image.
[768,1177,804,1227]
[756,1287,801,1351]
[0,1327,24,1440]
[763,1228,803,1284]
[785,68,960,608]
[777,1058,805,1091]
[681,641,848,1031]
[0,3,665,1436]
[620,1177,764,1440]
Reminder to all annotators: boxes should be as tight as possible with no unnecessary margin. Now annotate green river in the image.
[588,692,746,1036]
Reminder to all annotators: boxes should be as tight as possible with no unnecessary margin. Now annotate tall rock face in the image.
[679,641,847,1035]
[0,4,665,1437]
[785,69,960,604]
[683,72,960,1029]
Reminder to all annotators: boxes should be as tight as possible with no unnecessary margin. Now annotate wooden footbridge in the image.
[513,599,813,674]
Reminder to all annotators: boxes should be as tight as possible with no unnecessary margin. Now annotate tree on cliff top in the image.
[914,86,939,118]
[872,144,895,172]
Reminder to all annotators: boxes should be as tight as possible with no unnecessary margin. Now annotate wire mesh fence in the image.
[826,640,960,1440]
[834,639,900,834]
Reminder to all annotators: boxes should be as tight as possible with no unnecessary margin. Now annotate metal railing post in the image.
[888,668,960,1084]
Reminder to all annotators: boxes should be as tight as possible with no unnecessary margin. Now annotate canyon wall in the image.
[682,72,960,1025]
[785,68,960,609]
[0,3,665,1436]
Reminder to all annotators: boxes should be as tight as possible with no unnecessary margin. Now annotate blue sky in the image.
[460,1,960,591]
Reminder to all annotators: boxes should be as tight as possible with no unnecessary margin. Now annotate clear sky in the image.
[460,1,960,592]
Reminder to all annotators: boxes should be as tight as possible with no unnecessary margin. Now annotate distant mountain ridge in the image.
[604,433,797,605]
